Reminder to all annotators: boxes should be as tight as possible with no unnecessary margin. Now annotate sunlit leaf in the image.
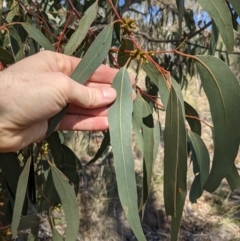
[108,68,146,241]
[197,0,234,52]
[11,158,31,239]
[71,24,113,83]
[226,165,240,191]
[51,165,79,241]
[64,1,98,55]
[195,55,240,192]
[188,131,210,203]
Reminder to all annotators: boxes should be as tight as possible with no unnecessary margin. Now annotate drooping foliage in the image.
[0,0,240,240]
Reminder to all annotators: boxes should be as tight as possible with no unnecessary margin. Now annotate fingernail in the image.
[103,88,116,100]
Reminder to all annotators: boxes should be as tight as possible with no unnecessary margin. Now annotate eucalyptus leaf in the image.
[197,0,234,52]
[71,24,113,83]
[184,101,201,136]
[176,0,184,38]
[163,87,187,241]
[188,131,210,203]
[11,158,31,239]
[108,68,146,241]
[228,0,240,17]
[117,38,134,67]
[195,55,240,192]
[21,23,55,51]
[226,165,240,191]
[0,46,14,65]
[64,1,98,55]
[18,215,40,231]
[51,165,79,241]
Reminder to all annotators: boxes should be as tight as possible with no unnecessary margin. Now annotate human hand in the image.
[0,51,135,152]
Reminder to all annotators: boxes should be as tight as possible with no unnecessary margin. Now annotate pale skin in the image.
[0,51,135,153]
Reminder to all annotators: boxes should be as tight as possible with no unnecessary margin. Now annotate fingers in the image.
[40,51,136,86]
[67,79,117,108]
[67,104,108,116]
[58,115,109,131]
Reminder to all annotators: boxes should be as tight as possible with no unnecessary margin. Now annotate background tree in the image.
[0,0,240,240]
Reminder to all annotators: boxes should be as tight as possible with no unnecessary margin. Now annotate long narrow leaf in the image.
[197,0,234,52]
[64,1,98,55]
[71,24,113,83]
[21,23,55,51]
[164,87,187,241]
[188,131,210,203]
[108,68,146,241]
[51,165,79,241]
[11,158,31,239]
[226,165,240,191]
[195,55,240,192]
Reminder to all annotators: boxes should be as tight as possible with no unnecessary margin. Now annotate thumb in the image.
[68,80,117,108]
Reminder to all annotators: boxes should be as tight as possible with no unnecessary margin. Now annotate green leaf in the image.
[71,24,113,83]
[108,68,146,241]
[195,55,240,192]
[164,87,187,215]
[8,27,24,61]
[228,0,240,17]
[52,227,64,241]
[132,93,144,155]
[141,101,154,208]
[47,132,63,166]
[59,145,80,194]
[18,215,40,231]
[0,47,14,65]
[21,23,55,51]
[46,107,68,138]
[47,24,113,136]
[163,87,187,241]
[197,0,234,52]
[43,171,61,206]
[142,62,169,109]
[188,131,210,203]
[176,0,185,38]
[117,38,134,67]
[11,158,31,239]
[184,101,201,136]
[226,165,240,191]
[64,1,98,55]
[209,20,219,56]
[51,165,79,241]
[0,153,21,200]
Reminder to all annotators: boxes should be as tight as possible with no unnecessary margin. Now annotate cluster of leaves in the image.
[0,0,240,240]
